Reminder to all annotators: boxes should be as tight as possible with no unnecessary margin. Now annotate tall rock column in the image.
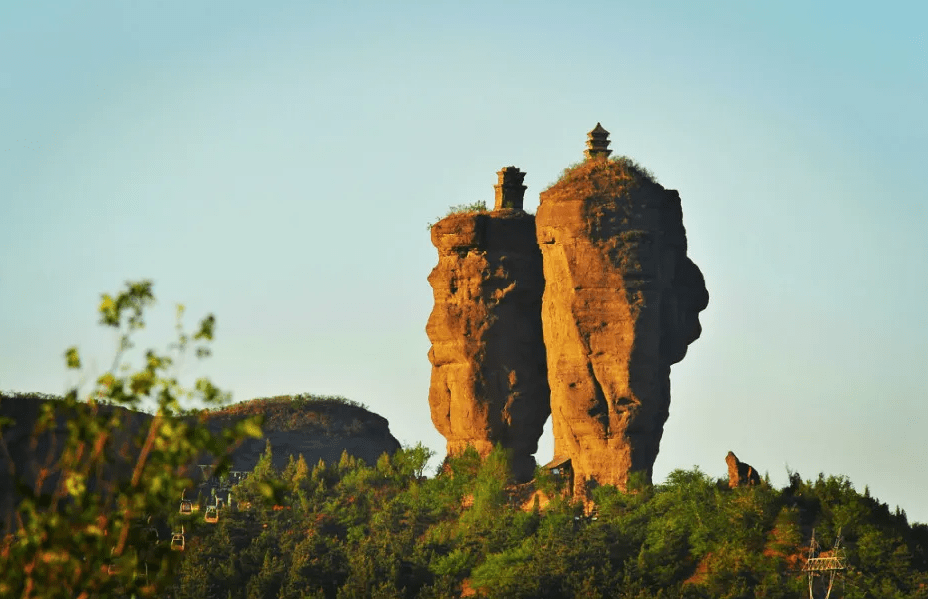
[536,124,708,495]
[427,167,550,481]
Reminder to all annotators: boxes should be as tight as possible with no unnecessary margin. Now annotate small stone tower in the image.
[584,122,612,160]
[494,166,527,210]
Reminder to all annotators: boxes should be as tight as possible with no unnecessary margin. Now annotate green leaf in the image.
[194,314,216,341]
[240,418,263,439]
[64,346,81,369]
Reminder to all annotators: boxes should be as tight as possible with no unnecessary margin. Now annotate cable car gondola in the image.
[170,527,186,552]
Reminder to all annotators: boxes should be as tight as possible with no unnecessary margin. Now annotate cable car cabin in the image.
[179,499,193,515]
[170,531,185,551]
[543,456,574,495]
[105,548,121,575]
[204,505,219,524]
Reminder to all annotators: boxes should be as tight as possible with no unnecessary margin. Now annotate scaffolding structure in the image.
[803,529,846,599]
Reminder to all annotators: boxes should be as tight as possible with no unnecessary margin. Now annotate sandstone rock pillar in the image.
[726,451,761,488]
[426,167,550,481]
[535,125,708,495]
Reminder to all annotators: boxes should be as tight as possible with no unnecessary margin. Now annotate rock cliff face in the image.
[535,129,708,495]
[426,168,550,481]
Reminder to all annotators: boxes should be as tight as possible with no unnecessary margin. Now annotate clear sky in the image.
[2,2,926,522]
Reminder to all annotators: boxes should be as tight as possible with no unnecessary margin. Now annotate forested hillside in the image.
[172,446,928,599]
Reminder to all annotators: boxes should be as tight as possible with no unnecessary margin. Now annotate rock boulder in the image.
[726,451,761,488]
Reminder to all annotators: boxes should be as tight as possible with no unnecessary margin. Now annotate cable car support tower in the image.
[803,529,847,599]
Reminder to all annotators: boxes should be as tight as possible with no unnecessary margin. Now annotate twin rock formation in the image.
[427,125,708,494]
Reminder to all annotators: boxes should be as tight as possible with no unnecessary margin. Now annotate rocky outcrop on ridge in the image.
[726,451,761,488]
[203,395,401,471]
[426,168,550,481]
[534,125,708,495]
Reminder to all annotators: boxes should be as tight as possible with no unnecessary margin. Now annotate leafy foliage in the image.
[427,200,488,230]
[209,393,370,415]
[170,446,928,599]
[0,281,262,598]
[444,200,488,216]
[553,155,659,188]
[202,394,374,436]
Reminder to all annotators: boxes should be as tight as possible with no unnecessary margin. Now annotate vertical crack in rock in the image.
[426,168,550,482]
[535,127,708,495]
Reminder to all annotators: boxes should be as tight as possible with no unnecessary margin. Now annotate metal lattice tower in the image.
[803,529,847,599]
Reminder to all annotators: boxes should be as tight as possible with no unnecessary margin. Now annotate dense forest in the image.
[170,444,928,599]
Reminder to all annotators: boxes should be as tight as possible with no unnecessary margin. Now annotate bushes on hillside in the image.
[172,446,928,599]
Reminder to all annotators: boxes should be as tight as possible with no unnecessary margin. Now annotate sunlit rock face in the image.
[426,206,550,482]
[726,451,761,488]
[535,156,708,496]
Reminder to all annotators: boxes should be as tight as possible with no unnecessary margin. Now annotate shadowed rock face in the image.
[426,209,550,481]
[535,158,708,495]
[203,399,402,472]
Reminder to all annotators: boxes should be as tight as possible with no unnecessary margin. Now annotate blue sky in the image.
[2,1,926,522]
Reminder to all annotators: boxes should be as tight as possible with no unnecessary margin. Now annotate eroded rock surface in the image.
[536,152,708,495]
[426,190,549,481]
[726,451,761,488]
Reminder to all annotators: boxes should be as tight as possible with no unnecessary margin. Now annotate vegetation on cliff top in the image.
[202,394,375,434]
[427,200,489,231]
[547,155,659,196]
[1,392,374,434]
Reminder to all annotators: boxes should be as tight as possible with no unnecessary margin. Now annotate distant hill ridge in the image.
[201,393,401,471]
[204,393,382,434]
[0,391,401,531]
